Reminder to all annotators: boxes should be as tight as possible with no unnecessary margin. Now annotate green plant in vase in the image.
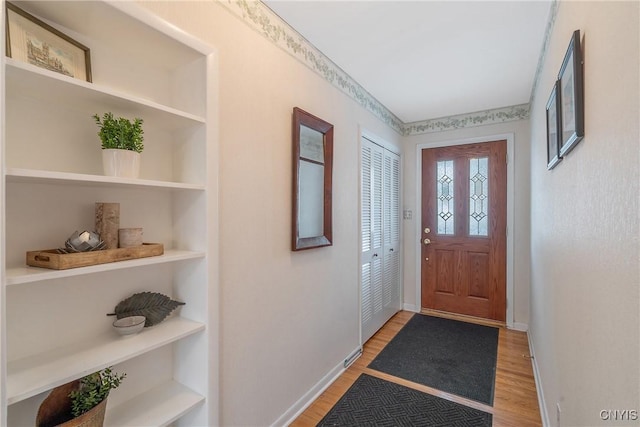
[93,112,144,153]
[94,112,144,178]
[36,367,126,427]
[70,367,126,418]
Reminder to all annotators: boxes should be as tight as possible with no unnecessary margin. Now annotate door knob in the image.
[423,238,431,245]
[424,227,430,234]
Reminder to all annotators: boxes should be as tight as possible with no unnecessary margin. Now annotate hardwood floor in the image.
[290,311,541,427]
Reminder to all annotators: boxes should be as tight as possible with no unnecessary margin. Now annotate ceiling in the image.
[264,1,552,123]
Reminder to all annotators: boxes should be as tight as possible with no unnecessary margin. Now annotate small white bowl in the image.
[113,316,146,336]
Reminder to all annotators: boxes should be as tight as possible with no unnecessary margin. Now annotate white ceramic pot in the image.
[102,149,140,178]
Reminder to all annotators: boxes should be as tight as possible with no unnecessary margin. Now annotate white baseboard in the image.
[403,303,420,312]
[508,322,529,332]
[273,346,360,427]
[528,330,550,427]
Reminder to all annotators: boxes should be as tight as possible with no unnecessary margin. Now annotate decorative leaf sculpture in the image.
[108,292,185,327]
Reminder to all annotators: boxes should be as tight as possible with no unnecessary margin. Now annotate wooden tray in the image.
[26,243,164,270]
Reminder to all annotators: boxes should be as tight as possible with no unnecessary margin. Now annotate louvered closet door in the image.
[382,149,401,318]
[361,137,401,343]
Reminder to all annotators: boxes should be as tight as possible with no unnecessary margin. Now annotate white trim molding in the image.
[273,346,359,427]
[509,322,529,332]
[361,128,402,155]
[403,303,420,313]
[219,0,532,136]
[528,330,551,427]
[414,133,516,328]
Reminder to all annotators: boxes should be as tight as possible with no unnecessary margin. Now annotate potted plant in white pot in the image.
[36,367,125,427]
[94,112,144,178]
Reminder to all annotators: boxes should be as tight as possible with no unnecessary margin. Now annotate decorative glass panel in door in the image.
[469,157,489,236]
[436,160,454,235]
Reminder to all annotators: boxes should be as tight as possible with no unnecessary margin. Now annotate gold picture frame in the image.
[5,2,92,82]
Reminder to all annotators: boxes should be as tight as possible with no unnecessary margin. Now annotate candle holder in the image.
[57,230,106,254]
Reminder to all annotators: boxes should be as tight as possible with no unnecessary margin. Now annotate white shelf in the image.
[105,380,204,427]
[5,168,205,191]
[2,1,215,424]
[12,1,209,64]
[6,317,205,404]
[5,59,205,131]
[6,250,205,286]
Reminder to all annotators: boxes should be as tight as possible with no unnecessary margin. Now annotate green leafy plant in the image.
[69,367,126,417]
[93,112,144,153]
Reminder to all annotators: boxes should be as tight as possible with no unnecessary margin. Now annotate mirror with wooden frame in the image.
[292,107,333,251]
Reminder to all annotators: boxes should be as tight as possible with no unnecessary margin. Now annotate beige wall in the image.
[402,120,532,326]
[529,2,639,426]
[137,1,640,426]
[138,1,401,425]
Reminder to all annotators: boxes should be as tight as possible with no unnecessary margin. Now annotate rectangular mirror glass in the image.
[298,160,324,238]
[292,107,333,250]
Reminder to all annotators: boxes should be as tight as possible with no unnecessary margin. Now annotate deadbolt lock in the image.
[424,227,430,234]
[423,238,431,245]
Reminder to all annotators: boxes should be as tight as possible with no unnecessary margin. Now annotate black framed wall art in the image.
[558,30,584,157]
[546,81,562,170]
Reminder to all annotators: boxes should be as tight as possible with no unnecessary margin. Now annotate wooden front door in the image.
[421,140,507,321]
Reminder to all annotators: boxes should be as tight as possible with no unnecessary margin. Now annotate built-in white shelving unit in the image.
[104,380,204,427]
[5,250,206,286]
[6,168,206,190]
[5,58,207,130]
[1,1,218,425]
[7,317,205,404]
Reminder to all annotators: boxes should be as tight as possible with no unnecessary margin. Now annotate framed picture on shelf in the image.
[558,29,584,157]
[546,81,562,170]
[5,2,92,82]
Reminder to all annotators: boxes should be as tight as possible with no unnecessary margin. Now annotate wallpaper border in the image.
[219,0,558,136]
[529,0,560,107]
[403,104,531,135]
[221,0,404,134]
